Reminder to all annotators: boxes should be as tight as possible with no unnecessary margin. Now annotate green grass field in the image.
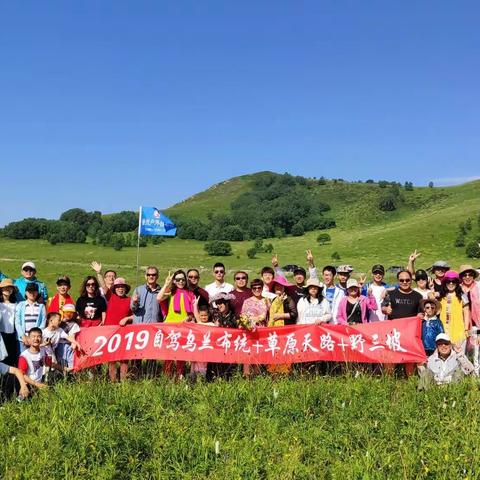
[1,374,479,479]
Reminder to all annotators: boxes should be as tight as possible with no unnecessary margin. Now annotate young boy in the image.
[15,283,46,353]
[420,299,444,356]
[47,276,74,317]
[17,327,53,389]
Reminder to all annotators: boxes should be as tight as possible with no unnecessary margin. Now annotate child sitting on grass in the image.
[42,312,80,371]
[191,296,215,381]
[17,327,55,390]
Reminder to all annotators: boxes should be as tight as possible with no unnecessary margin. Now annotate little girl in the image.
[43,310,80,371]
[420,299,444,356]
[191,296,215,381]
[57,303,81,371]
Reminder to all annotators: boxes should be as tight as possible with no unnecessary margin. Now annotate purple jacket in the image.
[336,295,377,325]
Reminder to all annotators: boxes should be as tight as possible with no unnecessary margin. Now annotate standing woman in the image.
[75,276,107,328]
[439,271,470,350]
[297,279,332,325]
[157,270,195,378]
[459,265,480,328]
[0,279,18,365]
[268,277,297,374]
[336,279,377,325]
[268,277,298,327]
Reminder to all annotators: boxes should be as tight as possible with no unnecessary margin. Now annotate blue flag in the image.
[139,207,177,236]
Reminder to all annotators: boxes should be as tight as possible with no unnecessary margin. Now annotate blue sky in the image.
[1,1,479,226]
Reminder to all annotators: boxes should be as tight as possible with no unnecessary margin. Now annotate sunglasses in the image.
[398,279,411,283]
[446,280,458,284]
[86,283,96,287]
[214,270,225,274]
[252,286,263,290]
[23,268,35,272]
[174,278,186,282]
[424,305,435,309]
[235,276,247,280]
[188,275,199,279]
[461,272,474,278]
[146,273,158,277]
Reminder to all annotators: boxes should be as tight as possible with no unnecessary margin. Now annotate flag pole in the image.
[136,206,142,286]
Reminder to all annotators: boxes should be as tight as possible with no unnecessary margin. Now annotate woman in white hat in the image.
[297,278,332,325]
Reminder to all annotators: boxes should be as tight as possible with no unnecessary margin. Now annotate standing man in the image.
[321,266,345,324]
[186,269,209,306]
[336,265,353,292]
[230,271,252,315]
[130,266,163,324]
[204,263,234,300]
[14,261,48,303]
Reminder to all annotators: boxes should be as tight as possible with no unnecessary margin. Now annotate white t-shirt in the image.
[0,303,16,334]
[414,287,431,300]
[18,347,50,382]
[42,327,69,348]
[205,282,234,300]
[297,297,332,325]
[368,284,387,322]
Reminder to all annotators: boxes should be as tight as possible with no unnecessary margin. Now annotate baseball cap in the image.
[435,333,451,344]
[371,264,385,274]
[22,261,36,271]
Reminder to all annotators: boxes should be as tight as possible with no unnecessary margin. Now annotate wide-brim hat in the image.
[459,265,479,279]
[269,276,295,294]
[432,260,450,270]
[0,278,18,292]
[442,270,459,283]
[304,278,322,290]
[346,278,360,289]
[113,277,131,294]
[210,292,235,304]
[420,298,441,315]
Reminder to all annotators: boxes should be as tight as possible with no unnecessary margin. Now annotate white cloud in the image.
[431,176,480,186]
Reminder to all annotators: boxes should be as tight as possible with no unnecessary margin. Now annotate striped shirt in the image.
[24,302,41,334]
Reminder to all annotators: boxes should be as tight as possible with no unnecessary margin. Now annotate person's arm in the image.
[381,293,393,316]
[463,304,471,335]
[453,344,475,375]
[91,261,107,293]
[157,272,173,302]
[335,298,347,325]
[6,365,29,398]
[407,250,421,276]
[119,315,133,327]
[271,254,285,277]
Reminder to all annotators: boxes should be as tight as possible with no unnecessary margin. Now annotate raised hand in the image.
[91,261,102,274]
[164,271,173,286]
[409,250,421,262]
[306,249,314,265]
[359,273,367,285]
[272,254,279,268]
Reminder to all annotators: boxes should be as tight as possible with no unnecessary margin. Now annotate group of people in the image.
[0,249,479,399]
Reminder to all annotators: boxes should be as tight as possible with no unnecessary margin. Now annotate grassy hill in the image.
[0,172,479,292]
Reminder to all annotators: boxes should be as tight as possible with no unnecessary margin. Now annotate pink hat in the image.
[442,270,459,283]
[113,277,131,294]
[269,276,295,293]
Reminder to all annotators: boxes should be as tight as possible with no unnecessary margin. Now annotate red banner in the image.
[73,317,425,370]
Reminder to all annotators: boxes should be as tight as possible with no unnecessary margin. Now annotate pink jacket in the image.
[336,295,377,325]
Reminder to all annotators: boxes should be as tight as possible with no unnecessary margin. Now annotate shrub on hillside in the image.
[204,241,232,256]
[466,242,480,259]
[317,233,331,245]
